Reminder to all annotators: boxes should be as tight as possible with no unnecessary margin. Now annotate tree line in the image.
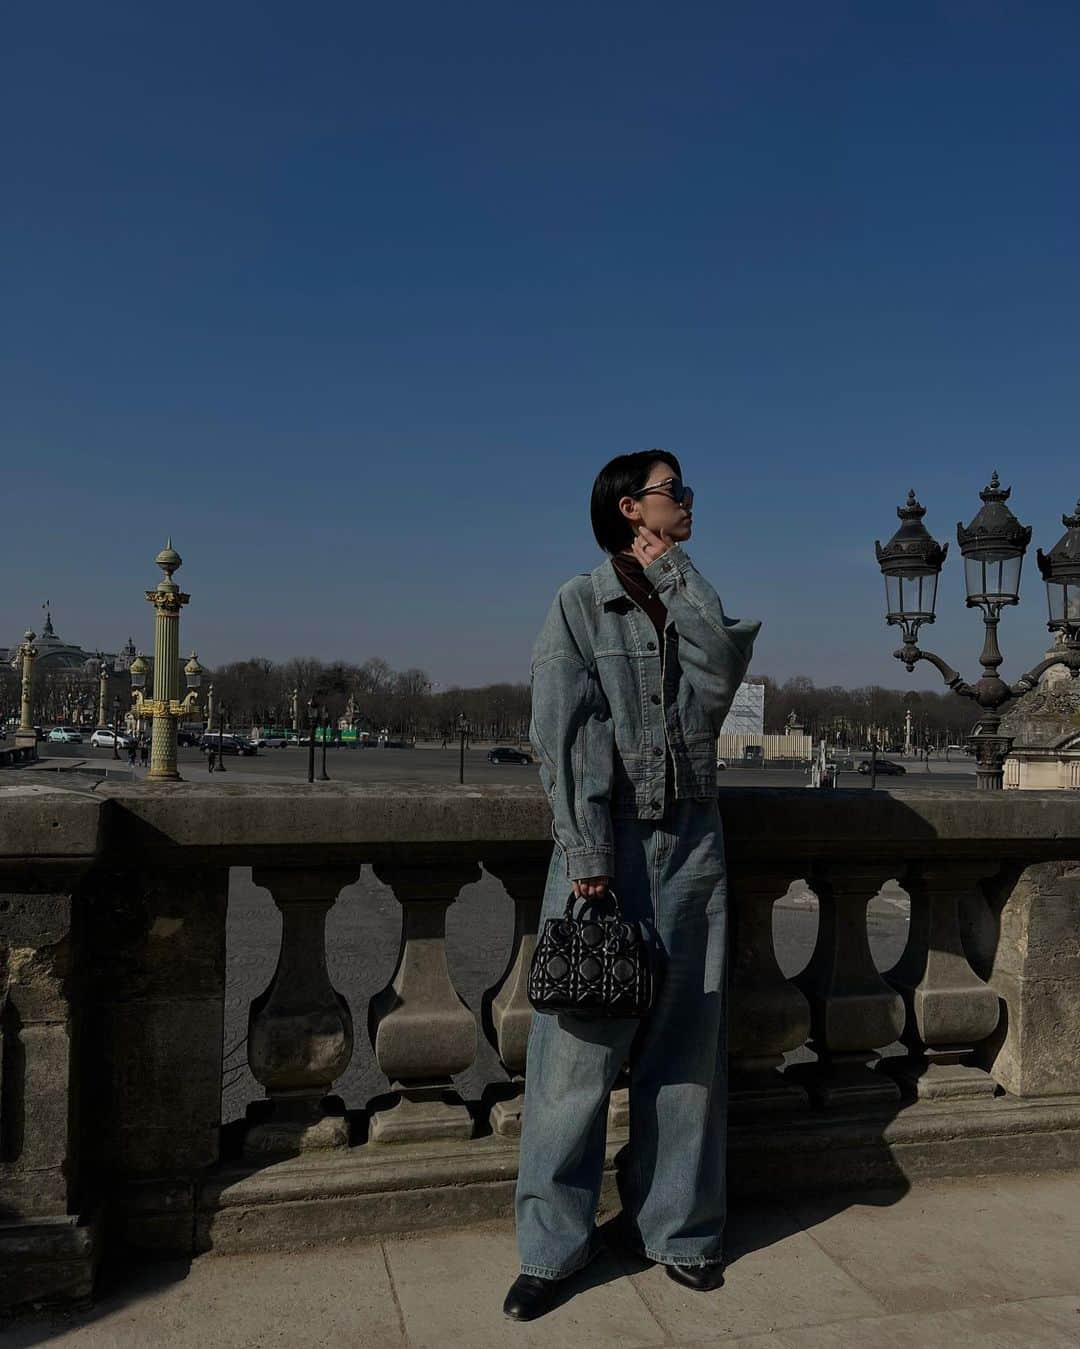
[2,655,980,748]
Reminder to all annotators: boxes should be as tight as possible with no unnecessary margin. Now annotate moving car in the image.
[857,758,906,775]
[716,757,728,771]
[90,728,134,749]
[742,745,764,764]
[198,732,257,756]
[487,747,533,765]
[47,726,83,744]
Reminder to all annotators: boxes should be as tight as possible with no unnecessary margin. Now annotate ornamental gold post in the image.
[97,654,110,728]
[132,542,204,781]
[15,630,38,749]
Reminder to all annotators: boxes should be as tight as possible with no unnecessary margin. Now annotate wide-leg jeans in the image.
[514,796,729,1278]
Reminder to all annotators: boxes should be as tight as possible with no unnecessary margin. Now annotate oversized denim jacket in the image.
[529,543,761,881]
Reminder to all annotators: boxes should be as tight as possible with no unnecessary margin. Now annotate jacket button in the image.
[647,641,657,651]
[650,694,661,705]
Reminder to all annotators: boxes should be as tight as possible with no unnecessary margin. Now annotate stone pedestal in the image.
[984,861,1080,1096]
[85,865,229,1249]
[368,860,480,1142]
[245,868,358,1158]
[0,874,97,1310]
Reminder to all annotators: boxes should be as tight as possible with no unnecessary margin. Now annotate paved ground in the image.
[8,1171,1080,1347]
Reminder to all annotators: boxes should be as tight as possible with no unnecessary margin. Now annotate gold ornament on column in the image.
[129,541,204,781]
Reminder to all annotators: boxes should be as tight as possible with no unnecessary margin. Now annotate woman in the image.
[506,450,760,1321]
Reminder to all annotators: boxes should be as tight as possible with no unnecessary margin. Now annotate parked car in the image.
[48,726,83,744]
[716,757,728,771]
[90,728,134,749]
[177,729,202,746]
[487,747,533,765]
[256,735,290,748]
[198,733,257,756]
[857,758,906,775]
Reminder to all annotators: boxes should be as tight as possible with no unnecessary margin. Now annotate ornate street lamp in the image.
[875,475,1080,790]
[1037,499,1080,634]
[128,541,204,781]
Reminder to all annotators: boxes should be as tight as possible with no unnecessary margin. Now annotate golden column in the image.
[14,630,38,748]
[97,655,110,728]
[131,542,203,780]
[291,686,300,732]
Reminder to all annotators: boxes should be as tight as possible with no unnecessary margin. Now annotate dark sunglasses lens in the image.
[671,480,692,506]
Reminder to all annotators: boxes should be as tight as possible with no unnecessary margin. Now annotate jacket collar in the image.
[590,556,628,607]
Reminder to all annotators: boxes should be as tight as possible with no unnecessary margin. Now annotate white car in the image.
[90,728,134,749]
[716,757,728,771]
[48,726,84,744]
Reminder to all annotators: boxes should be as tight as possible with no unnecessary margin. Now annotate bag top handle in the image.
[563,888,623,921]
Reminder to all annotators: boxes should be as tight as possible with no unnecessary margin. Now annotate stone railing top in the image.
[0,781,1078,869]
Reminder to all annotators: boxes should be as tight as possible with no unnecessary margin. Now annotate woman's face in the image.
[619,460,693,546]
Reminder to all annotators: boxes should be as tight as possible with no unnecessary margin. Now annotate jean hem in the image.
[643,1249,725,1269]
[519,1258,587,1280]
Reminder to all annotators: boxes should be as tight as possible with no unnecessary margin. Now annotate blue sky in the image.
[3,3,1078,690]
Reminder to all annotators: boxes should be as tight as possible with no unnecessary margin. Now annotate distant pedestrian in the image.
[140,737,149,768]
[127,740,137,769]
[206,742,216,773]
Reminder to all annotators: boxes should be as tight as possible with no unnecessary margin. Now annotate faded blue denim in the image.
[529,543,760,881]
[515,796,730,1277]
[515,547,760,1279]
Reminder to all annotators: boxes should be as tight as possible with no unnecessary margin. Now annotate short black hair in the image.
[590,449,683,554]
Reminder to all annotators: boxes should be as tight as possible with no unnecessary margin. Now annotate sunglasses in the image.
[632,477,694,508]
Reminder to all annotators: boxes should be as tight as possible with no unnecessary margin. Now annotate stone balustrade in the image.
[2,780,1080,1312]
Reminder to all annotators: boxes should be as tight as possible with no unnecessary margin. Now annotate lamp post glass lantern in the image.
[875,475,1080,790]
[1037,500,1080,635]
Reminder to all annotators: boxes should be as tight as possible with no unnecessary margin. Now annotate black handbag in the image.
[528,888,654,1019]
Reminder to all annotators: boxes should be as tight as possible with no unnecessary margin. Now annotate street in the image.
[35,740,979,791]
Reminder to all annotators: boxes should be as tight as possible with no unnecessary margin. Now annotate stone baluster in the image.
[480,855,544,1136]
[244,867,359,1157]
[368,859,480,1142]
[794,862,905,1107]
[883,861,1001,1099]
[728,863,812,1113]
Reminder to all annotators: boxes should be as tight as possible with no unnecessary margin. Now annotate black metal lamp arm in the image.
[892,643,976,699]
[1010,641,1080,696]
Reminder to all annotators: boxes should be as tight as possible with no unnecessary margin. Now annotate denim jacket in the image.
[529,544,761,880]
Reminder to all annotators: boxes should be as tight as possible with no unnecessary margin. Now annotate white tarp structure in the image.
[719,682,765,737]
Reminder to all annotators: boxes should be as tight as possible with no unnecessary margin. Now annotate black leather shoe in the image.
[502,1274,561,1321]
[664,1262,726,1291]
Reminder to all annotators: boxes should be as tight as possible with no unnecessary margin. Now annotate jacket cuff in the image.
[644,543,693,592]
[563,847,615,881]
